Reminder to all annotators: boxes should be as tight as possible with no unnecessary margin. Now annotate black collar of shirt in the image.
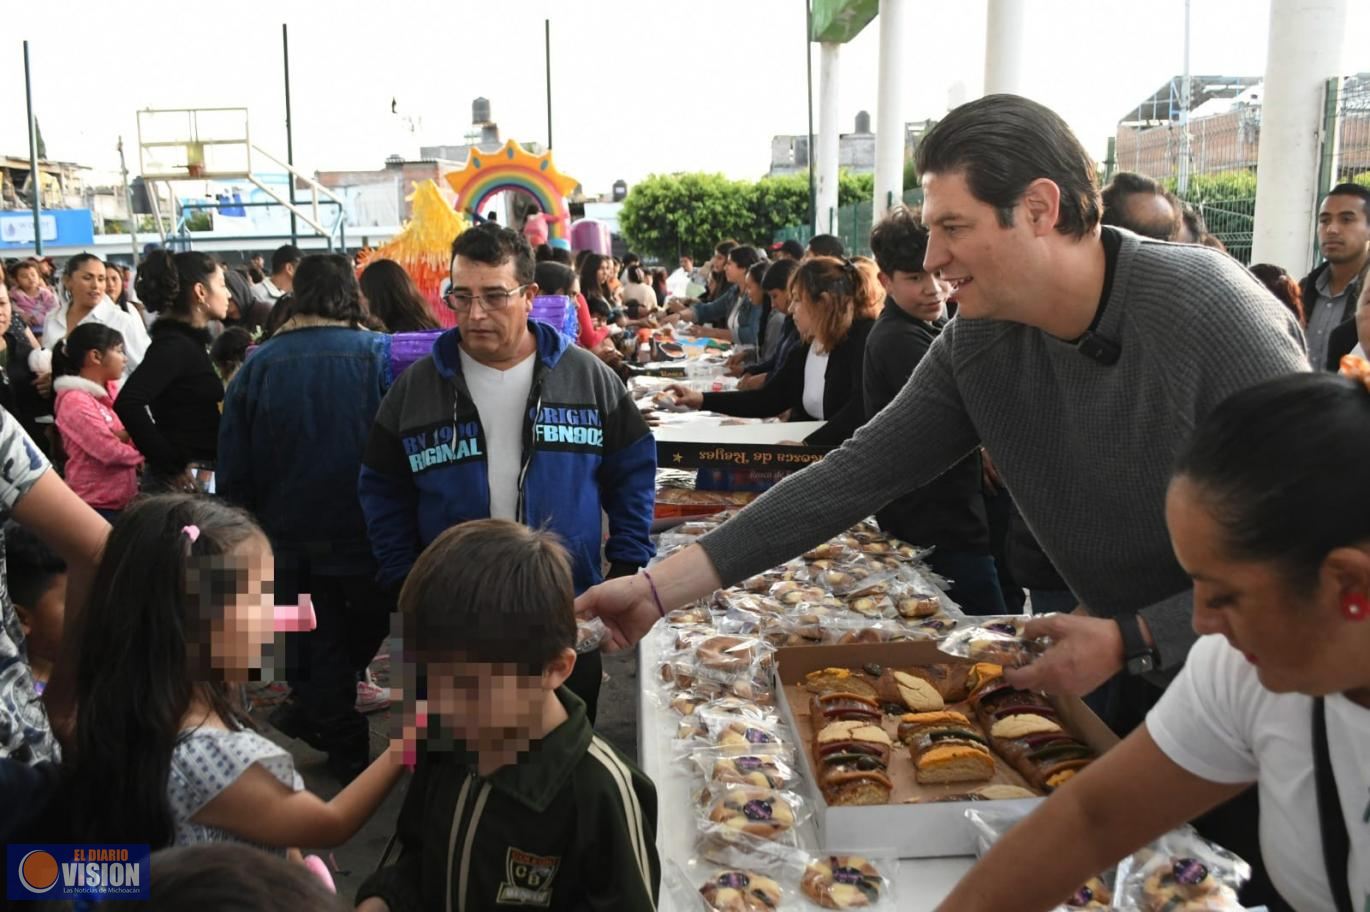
[481,687,593,812]
[1088,226,1124,334]
[881,296,947,334]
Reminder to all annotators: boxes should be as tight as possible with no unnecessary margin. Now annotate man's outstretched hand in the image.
[1002,613,1126,697]
[575,574,661,652]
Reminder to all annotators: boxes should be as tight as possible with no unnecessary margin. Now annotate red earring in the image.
[1342,592,1370,622]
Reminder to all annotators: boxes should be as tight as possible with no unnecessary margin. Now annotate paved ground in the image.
[253,649,640,902]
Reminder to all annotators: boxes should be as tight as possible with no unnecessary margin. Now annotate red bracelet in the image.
[642,569,666,618]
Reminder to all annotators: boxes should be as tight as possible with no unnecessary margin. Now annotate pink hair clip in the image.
[181,524,201,543]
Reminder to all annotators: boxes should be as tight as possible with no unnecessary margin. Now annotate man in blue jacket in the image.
[359,225,656,721]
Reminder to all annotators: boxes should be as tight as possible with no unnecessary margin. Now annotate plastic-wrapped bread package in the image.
[667,848,900,911]
[965,807,1116,910]
[693,784,814,864]
[938,615,1051,667]
[1114,826,1249,912]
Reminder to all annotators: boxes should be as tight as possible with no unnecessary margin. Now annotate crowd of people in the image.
[0,90,1366,911]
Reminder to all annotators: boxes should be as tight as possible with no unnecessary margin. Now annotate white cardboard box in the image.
[775,641,1119,859]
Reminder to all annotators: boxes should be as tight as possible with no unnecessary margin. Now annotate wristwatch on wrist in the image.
[1116,612,1159,676]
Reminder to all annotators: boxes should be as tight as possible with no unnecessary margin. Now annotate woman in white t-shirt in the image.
[939,368,1370,912]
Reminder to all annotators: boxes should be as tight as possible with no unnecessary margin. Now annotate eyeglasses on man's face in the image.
[443,285,530,313]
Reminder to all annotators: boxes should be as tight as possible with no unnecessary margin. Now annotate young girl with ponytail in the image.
[51,323,143,519]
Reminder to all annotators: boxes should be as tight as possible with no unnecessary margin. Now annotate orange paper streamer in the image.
[361,180,468,328]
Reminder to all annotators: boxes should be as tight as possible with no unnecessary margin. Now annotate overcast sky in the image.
[4,0,1368,196]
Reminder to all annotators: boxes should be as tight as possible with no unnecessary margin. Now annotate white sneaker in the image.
[356,679,391,714]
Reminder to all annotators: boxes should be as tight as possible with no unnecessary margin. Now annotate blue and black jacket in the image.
[358,320,656,594]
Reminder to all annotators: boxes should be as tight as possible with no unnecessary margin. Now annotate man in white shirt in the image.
[359,225,657,723]
[252,244,301,304]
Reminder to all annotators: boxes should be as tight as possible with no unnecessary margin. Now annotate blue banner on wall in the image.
[0,209,96,249]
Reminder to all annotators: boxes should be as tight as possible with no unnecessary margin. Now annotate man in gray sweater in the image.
[578,94,1307,709]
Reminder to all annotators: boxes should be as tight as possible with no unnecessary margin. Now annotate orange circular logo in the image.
[19,850,59,893]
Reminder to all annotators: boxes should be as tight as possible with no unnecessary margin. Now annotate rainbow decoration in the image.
[445,140,579,249]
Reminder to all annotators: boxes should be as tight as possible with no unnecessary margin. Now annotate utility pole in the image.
[545,19,554,150]
[23,41,43,255]
[1177,0,1192,195]
[283,23,298,245]
[805,0,816,230]
[118,137,139,263]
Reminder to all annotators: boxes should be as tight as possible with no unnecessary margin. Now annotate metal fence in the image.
[774,187,924,256]
[1320,73,1370,189]
[1194,198,1255,264]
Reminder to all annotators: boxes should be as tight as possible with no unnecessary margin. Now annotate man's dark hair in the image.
[779,239,805,260]
[400,519,576,675]
[915,94,1102,239]
[622,252,641,266]
[450,224,536,284]
[534,243,554,262]
[2,522,65,609]
[269,244,302,275]
[762,258,798,292]
[291,254,366,325]
[807,234,845,258]
[727,246,761,270]
[550,246,572,265]
[1326,182,1370,219]
[1101,172,1178,240]
[715,240,738,257]
[534,261,575,296]
[869,206,930,275]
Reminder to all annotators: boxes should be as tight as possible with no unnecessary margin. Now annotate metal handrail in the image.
[169,197,347,251]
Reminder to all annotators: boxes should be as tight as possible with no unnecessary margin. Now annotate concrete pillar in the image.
[816,42,841,236]
[983,0,1027,96]
[1251,0,1349,273]
[873,0,907,223]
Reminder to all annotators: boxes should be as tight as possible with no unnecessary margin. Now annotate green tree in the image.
[838,171,874,205]
[1162,169,1258,203]
[619,172,755,262]
[746,174,810,248]
[621,168,920,258]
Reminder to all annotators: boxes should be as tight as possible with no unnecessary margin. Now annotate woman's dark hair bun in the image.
[135,249,181,314]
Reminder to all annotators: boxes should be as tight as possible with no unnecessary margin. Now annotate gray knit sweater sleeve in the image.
[698,328,980,585]
[1131,245,1309,668]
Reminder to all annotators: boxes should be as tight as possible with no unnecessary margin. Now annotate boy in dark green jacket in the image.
[356,519,659,912]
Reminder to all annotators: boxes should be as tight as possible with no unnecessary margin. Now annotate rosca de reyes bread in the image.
[897,710,995,784]
[969,664,1096,792]
[813,720,894,805]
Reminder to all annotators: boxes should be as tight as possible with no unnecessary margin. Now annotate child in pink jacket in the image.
[52,323,143,518]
